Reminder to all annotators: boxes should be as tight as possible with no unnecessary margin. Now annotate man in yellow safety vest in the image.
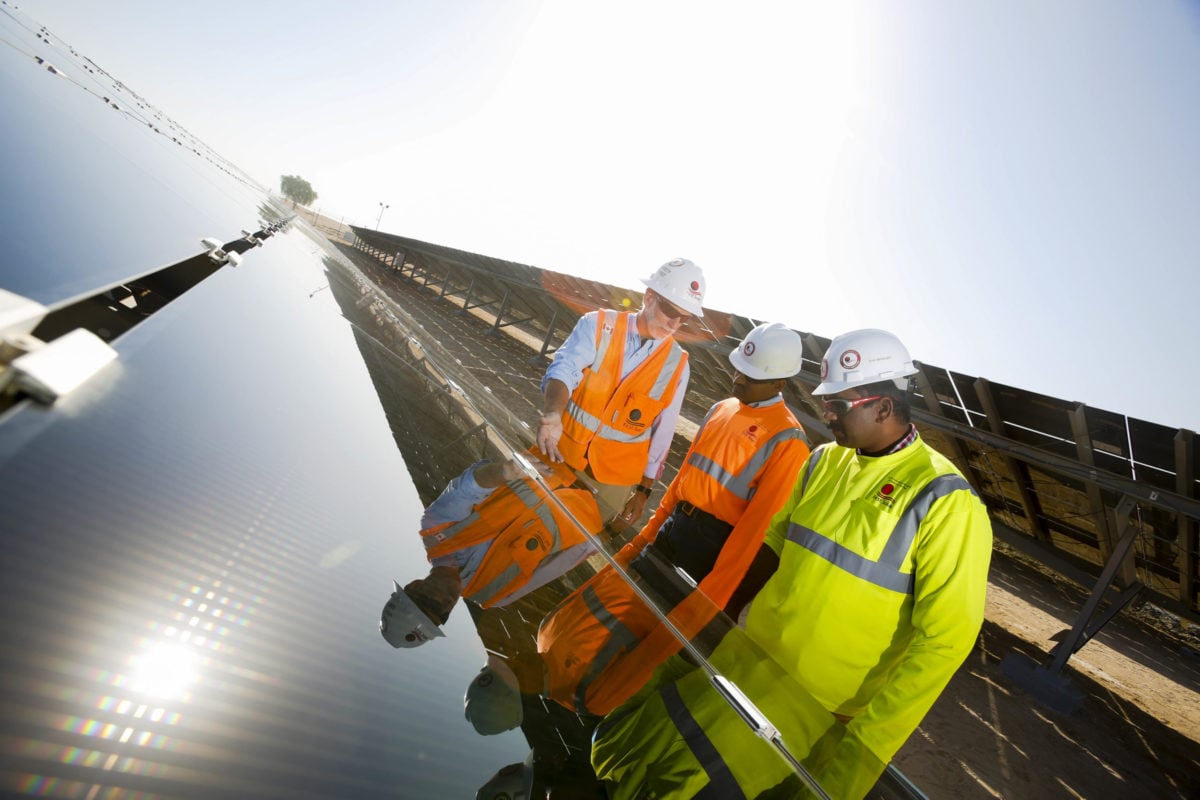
[591,328,994,799]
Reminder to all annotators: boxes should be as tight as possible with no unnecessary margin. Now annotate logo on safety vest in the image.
[742,424,759,442]
[624,408,646,430]
[874,478,909,509]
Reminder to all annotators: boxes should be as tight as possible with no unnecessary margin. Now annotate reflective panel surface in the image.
[0,7,282,307]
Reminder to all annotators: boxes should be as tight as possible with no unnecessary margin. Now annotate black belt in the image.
[656,503,735,585]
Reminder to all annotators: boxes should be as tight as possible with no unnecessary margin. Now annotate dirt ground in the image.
[894,544,1200,799]
[316,213,1200,800]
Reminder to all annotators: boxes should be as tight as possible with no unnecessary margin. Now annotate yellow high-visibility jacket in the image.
[592,434,993,799]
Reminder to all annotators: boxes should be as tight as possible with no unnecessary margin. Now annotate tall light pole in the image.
[376,202,390,230]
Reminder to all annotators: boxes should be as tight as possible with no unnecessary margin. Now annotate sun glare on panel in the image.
[131,643,199,699]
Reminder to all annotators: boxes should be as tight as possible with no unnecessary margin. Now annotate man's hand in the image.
[618,488,649,525]
[537,413,564,462]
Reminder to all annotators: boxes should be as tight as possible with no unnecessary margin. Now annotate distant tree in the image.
[280,174,317,208]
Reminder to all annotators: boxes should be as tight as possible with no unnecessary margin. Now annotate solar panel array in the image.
[349,225,1200,622]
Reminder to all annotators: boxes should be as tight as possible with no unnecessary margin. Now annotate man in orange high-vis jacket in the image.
[537,323,810,716]
[536,258,706,527]
[380,448,602,649]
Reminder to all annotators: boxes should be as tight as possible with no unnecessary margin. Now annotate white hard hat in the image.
[640,258,706,317]
[728,322,804,380]
[475,750,534,800]
[813,328,918,396]
[464,658,523,735]
[379,581,446,648]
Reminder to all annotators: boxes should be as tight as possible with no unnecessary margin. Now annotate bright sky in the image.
[22,0,1200,432]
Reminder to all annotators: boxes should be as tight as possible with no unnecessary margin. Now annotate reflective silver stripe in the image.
[785,473,975,595]
[569,314,683,447]
[596,420,653,444]
[421,511,483,550]
[648,342,685,399]
[688,427,806,501]
[470,562,523,605]
[431,476,561,555]
[574,585,639,712]
[787,525,915,594]
[879,474,974,572]
[561,309,626,437]
[507,479,560,552]
[660,683,747,800]
[799,445,828,498]
[565,400,602,434]
[591,309,617,371]
[565,398,656,444]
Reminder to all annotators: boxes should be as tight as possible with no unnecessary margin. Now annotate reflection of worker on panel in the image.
[379,447,602,649]
[590,329,993,800]
[536,258,706,527]
[538,323,810,716]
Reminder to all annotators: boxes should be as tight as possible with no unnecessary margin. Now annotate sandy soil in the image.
[894,545,1200,799]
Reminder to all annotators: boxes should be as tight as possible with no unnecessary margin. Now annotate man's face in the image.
[643,291,690,339]
[820,389,884,448]
[731,371,780,405]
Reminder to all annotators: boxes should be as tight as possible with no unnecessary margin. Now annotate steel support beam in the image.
[914,368,990,497]
[1047,494,1143,673]
[1070,404,1137,587]
[1002,494,1145,714]
[974,378,1054,544]
[488,288,513,336]
[1177,429,1197,608]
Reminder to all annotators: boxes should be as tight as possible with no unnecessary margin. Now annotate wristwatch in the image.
[634,484,652,497]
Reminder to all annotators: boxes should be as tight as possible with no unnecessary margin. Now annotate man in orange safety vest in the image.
[538,322,811,716]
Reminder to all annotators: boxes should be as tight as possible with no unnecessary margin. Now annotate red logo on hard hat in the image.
[820,358,829,380]
[840,349,861,370]
[743,342,756,356]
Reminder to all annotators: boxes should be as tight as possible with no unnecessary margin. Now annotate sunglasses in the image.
[652,294,690,320]
[822,395,883,415]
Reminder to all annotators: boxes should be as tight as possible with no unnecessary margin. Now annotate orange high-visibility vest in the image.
[422,458,603,608]
[556,310,688,485]
[539,396,808,715]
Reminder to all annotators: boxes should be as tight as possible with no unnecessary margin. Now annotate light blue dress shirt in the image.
[542,310,690,481]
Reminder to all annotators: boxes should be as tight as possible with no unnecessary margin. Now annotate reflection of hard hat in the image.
[475,750,533,800]
[640,258,706,317]
[813,328,918,396]
[728,322,804,380]
[464,658,523,735]
[379,581,445,648]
